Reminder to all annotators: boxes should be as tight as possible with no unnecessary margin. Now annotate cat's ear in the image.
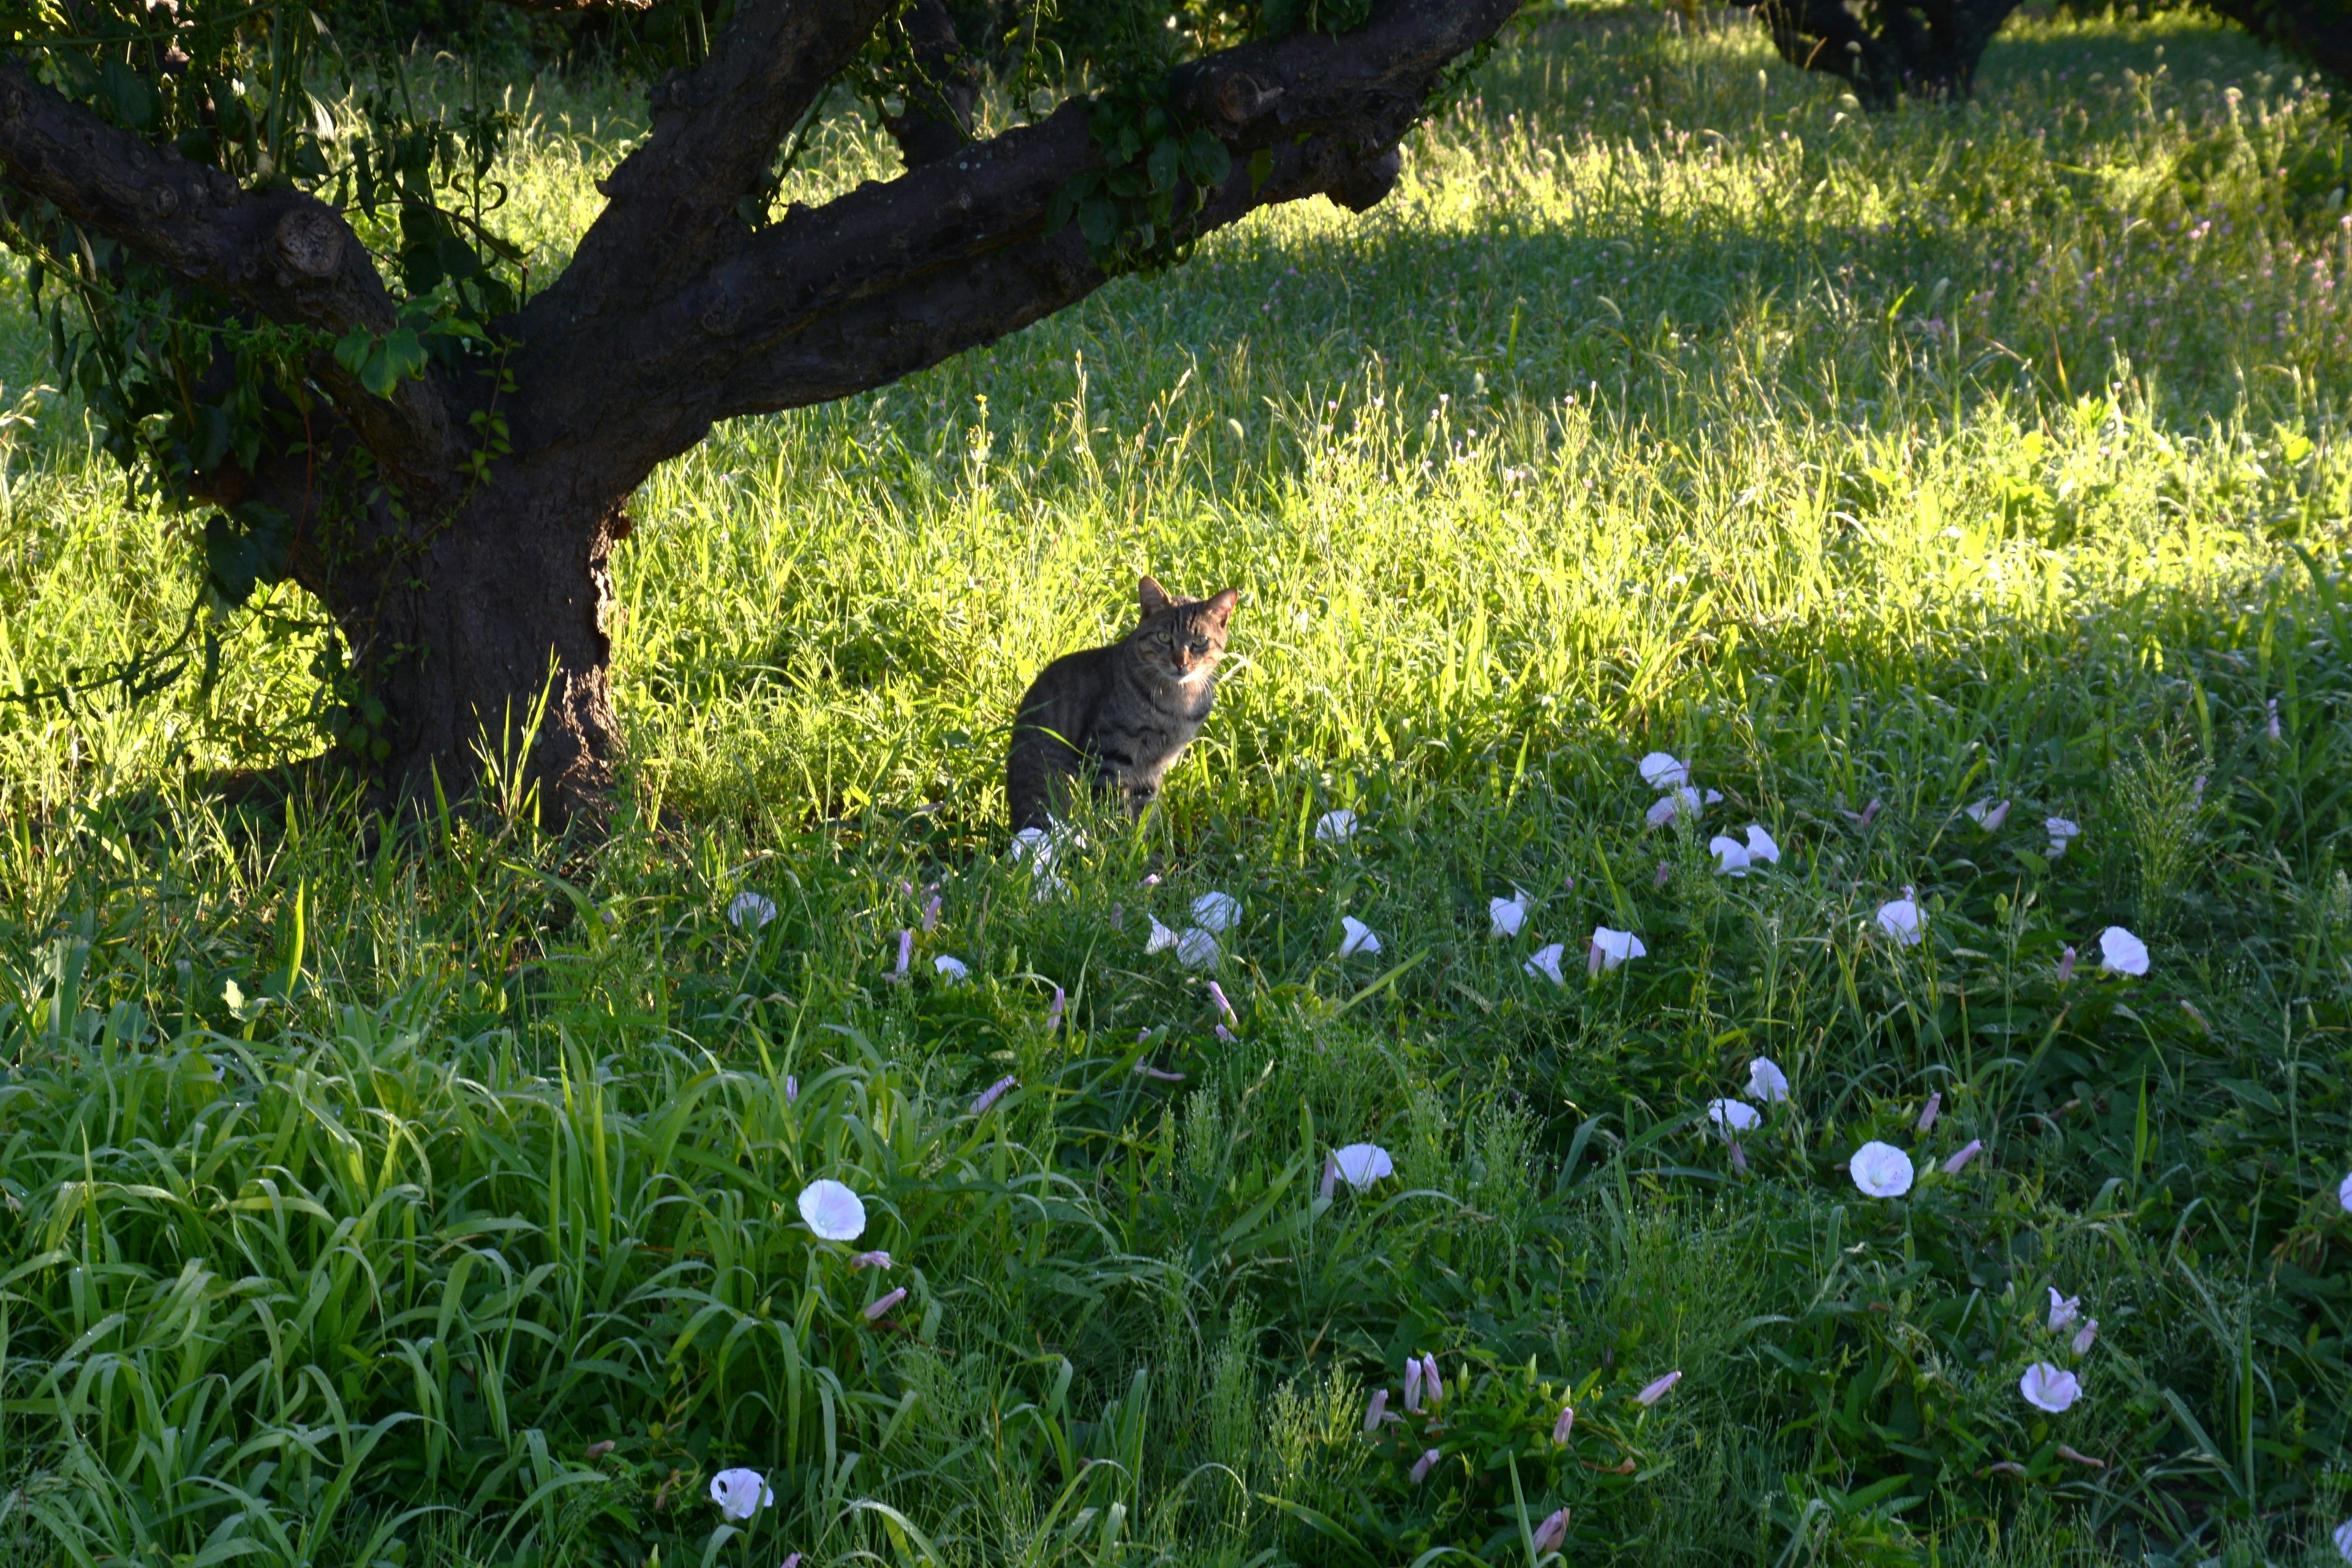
[1204,588,1239,628]
[1138,576,1172,616]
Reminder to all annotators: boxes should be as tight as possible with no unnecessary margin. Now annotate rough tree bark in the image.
[0,0,1513,821]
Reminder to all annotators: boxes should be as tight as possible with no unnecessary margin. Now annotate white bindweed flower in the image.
[1638,752,1690,789]
[1338,916,1382,957]
[1966,797,2011,832]
[1193,891,1240,932]
[1850,1141,1915,1198]
[728,891,777,930]
[710,1467,772,1521]
[1176,927,1221,969]
[1315,809,1359,843]
[1744,824,1781,865]
[2097,925,2149,977]
[2340,1169,2352,1214]
[1875,896,1922,946]
[2045,816,2080,856]
[849,1250,891,1270]
[1634,1370,1681,1406]
[1746,1057,1790,1102]
[2047,1287,2081,1333]
[1942,1139,1983,1174]
[1589,926,1646,970]
[2332,1519,2352,1563]
[1011,826,1053,870]
[1709,835,1751,876]
[1331,1143,1395,1188]
[798,1179,867,1241]
[1489,889,1529,938]
[934,954,970,984]
[2071,1319,2099,1356]
[1647,786,1705,827]
[1708,1098,1760,1132]
[1145,917,1180,955]
[2019,1361,2081,1414]
[1532,1506,1570,1555]
[1524,943,1567,985]
[971,1075,1018,1116]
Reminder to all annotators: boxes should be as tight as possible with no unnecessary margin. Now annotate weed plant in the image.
[0,6,2348,1566]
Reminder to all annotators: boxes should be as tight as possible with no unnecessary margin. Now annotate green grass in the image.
[1,5,2350,1564]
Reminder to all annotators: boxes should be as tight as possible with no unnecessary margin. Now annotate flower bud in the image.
[864,1286,908,1321]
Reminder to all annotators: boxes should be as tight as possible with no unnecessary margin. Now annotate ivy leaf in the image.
[334,328,374,377]
[1146,135,1181,194]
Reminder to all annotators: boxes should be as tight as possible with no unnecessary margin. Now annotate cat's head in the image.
[1132,576,1238,682]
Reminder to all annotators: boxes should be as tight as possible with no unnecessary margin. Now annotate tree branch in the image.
[880,0,979,170]
[0,54,461,497]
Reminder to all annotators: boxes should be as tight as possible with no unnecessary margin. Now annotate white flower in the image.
[1011,825,1054,870]
[1338,916,1382,957]
[1744,824,1781,865]
[2019,1361,2081,1414]
[1646,786,1707,827]
[1875,898,1922,946]
[2097,925,2149,977]
[849,1250,891,1269]
[728,891,777,930]
[2332,1518,2352,1563]
[2340,1169,2352,1214]
[1709,835,1751,876]
[1192,891,1241,932]
[1523,943,1566,985]
[1966,797,2011,832]
[1332,1142,1394,1187]
[710,1466,772,1521]
[1589,926,1646,970]
[1849,1141,1915,1198]
[797,1179,868,1241]
[1176,927,1221,969]
[1638,752,1690,789]
[2071,1319,2099,1356]
[2045,816,2080,856]
[1746,1057,1790,1102]
[2047,1287,2081,1333]
[1488,889,1529,938]
[1708,1098,1760,1131]
[1315,809,1358,843]
[1145,917,1180,954]
[934,954,970,983]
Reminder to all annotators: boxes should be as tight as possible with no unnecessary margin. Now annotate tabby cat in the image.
[1006,576,1240,832]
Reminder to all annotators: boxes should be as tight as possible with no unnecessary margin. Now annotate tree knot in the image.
[273,205,344,280]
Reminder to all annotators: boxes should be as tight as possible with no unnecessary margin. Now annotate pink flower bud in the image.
[1362,1388,1389,1435]
[2055,944,2076,984]
[850,1250,892,1270]
[1208,981,1237,1025]
[1634,1370,1681,1406]
[1586,940,1605,978]
[2266,698,2282,742]
[1409,1448,1441,1484]
[1729,1139,1749,1174]
[2071,1318,2098,1355]
[1047,986,1065,1032]
[893,929,912,979]
[785,1074,798,1105]
[1942,1138,1983,1175]
[1403,1357,1424,1412]
[1321,1153,1339,1202]
[864,1286,908,1322]
[1215,1023,1234,1042]
[922,894,941,933]
[783,1556,804,1568]
[1422,1355,1444,1406]
[1986,1461,2026,1477]
[1532,1506,1570,1554]
[1653,859,1672,888]
[1550,1403,1575,1445]
[971,1074,1017,1116]
[1917,1091,1942,1133]
[2056,1443,2105,1469]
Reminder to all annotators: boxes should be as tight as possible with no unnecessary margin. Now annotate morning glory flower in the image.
[1404,1357,1425,1412]
[1338,916,1382,957]
[934,954,970,983]
[1489,889,1529,938]
[971,1075,1017,1116]
[1315,809,1358,843]
[1942,1139,1983,1174]
[1409,1449,1441,1483]
[1709,835,1751,876]
[1532,1506,1570,1555]
[1362,1388,1390,1434]
[1550,1403,1575,1444]
[728,891,776,930]
[1146,917,1180,954]
[1047,986,1065,1032]
[710,1467,772,1521]
[848,1250,891,1269]
[2097,925,2149,977]
[1208,981,1237,1025]
[1916,1092,1942,1133]
[1193,891,1240,932]
[1746,1057,1790,1102]
[1875,896,1922,946]
[2071,1319,2099,1355]
[1708,1098,1760,1131]
[864,1286,908,1321]
[2332,1519,2351,1563]
[922,892,941,932]
[2047,1287,2081,1333]
[1638,752,1690,789]
[1011,826,1053,869]
[2340,1170,2352,1214]
[1176,927,1221,969]
[1332,1143,1395,1187]
[1647,786,1717,827]
[2056,944,2077,983]
[1743,824,1781,864]
[1420,1354,1444,1406]
[797,1179,867,1241]
[1966,798,2011,832]
[1634,1370,1681,1406]
[1524,943,1566,985]
[892,930,911,981]
[1589,926,1646,970]
[2019,1362,2081,1414]
[2045,816,2080,856]
[1850,1141,1915,1198]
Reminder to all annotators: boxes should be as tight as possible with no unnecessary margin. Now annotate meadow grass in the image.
[0,5,2348,1564]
